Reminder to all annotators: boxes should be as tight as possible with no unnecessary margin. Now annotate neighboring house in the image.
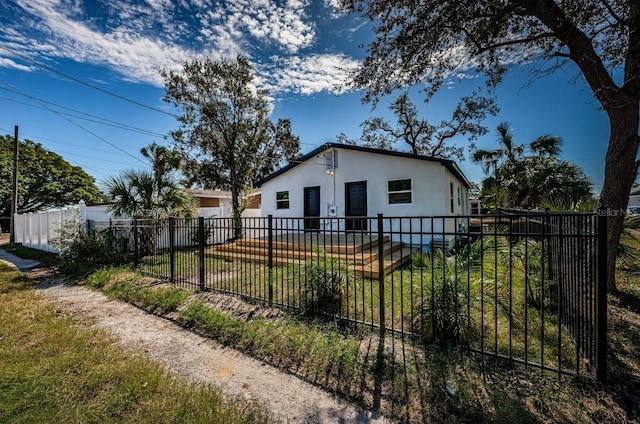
[469,198,483,215]
[187,189,262,218]
[258,142,470,248]
[629,186,640,209]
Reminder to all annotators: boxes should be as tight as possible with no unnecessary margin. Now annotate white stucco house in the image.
[628,186,640,209]
[187,189,261,218]
[257,143,471,249]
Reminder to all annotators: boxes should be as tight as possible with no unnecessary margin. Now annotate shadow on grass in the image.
[314,325,542,422]
[0,267,37,293]
[612,288,640,315]
[4,245,57,267]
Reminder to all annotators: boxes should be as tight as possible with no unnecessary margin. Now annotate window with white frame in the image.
[388,179,412,204]
[457,186,461,208]
[276,191,289,209]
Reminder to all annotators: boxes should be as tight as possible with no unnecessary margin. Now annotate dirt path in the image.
[2,254,388,423]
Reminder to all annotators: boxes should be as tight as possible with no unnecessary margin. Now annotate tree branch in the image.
[512,0,622,107]
[599,0,628,26]
[475,32,556,54]
[623,1,640,95]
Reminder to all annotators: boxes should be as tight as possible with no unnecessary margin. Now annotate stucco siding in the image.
[261,148,459,218]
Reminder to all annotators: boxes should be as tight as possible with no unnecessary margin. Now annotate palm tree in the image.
[104,168,194,256]
[471,122,524,174]
[472,122,573,209]
[104,169,193,219]
[529,134,562,157]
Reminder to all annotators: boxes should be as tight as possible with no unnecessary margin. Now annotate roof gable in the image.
[257,142,470,188]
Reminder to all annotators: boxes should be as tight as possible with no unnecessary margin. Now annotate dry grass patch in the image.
[0,263,276,424]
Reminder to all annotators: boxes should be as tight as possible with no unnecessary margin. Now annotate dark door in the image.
[345,181,367,231]
[304,186,321,231]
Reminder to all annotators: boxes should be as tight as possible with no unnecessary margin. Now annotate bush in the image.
[105,279,189,315]
[52,221,132,273]
[412,249,477,346]
[299,254,346,319]
[510,239,557,311]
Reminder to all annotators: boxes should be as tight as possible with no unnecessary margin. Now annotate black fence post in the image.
[169,217,175,283]
[198,217,205,292]
[133,218,139,267]
[268,214,274,306]
[378,213,385,336]
[596,209,608,383]
[109,218,113,250]
[545,208,553,281]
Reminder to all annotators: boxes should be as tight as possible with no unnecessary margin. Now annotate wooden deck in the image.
[207,232,417,277]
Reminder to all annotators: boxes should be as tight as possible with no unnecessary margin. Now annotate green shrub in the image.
[412,249,477,346]
[52,222,132,273]
[103,279,189,315]
[299,255,346,318]
[510,239,557,311]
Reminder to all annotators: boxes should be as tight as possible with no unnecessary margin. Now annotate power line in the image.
[0,91,168,138]
[1,127,128,173]
[0,129,148,157]
[0,45,176,117]
[0,78,149,166]
[50,149,140,165]
[0,126,112,178]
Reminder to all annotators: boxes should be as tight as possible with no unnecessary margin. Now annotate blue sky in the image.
[0,0,611,194]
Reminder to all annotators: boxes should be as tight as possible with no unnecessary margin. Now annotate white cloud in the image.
[197,0,315,53]
[0,57,34,72]
[0,0,356,97]
[259,53,360,96]
[324,0,345,18]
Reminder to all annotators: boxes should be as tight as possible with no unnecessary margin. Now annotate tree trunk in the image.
[598,102,640,291]
[230,166,243,240]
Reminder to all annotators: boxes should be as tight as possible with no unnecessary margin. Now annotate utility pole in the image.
[9,125,18,244]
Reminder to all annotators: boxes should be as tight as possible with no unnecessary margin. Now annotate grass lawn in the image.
[0,262,275,424]
[76,264,639,423]
[4,242,639,422]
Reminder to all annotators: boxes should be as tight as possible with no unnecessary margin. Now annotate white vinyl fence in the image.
[13,201,114,253]
[13,201,260,253]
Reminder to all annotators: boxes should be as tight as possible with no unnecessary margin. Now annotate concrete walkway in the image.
[0,248,41,271]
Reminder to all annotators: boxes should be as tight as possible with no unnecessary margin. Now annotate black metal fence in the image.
[89,211,608,381]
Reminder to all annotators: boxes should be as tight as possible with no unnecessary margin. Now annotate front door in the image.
[304,186,321,231]
[345,181,367,231]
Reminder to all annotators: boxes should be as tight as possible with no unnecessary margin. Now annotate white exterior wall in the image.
[260,148,470,248]
[628,194,640,208]
[262,148,459,217]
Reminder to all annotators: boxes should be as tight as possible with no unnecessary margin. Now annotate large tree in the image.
[357,92,497,161]
[343,0,639,290]
[0,134,105,217]
[161,56,300,238]
[140,141,182,181]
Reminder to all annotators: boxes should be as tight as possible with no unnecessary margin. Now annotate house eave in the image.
[257,143,471,188]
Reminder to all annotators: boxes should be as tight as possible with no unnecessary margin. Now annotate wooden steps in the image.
[351,246,416,279]
[207,233,416,277]
[210,251,303,267]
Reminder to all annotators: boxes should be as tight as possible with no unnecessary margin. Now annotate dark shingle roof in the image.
[257,142,471,188]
